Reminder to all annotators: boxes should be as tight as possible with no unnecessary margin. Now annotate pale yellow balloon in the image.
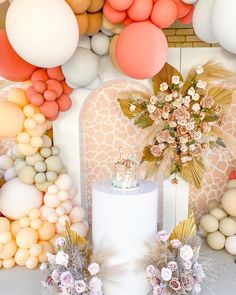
[210,208,228,220]
[11,220,21,238]
[0,231,12,244]
[200,214,219,233]
[0,217,10,232]
[70,206,86,223]
[111,23,124,34]
[16,228,38,248]
[70,222,88,238]
[38,241,54,263]
[15,248,30,266]
[7,88,28,107]
[24,118,37,130]
[219,217,236,236]
[0,244,3,252]
[47,212,59,224]
[0,101,25,137]
[207,231,225,250]
[23,105,35,117]
[17,132,31,144]
[30,243,43,257]
[32,113,45,124]
[102,15,116,30]
[3,258,15,269]
[18,143,38,156]
[58,215,71,226]
[29,208,41,220]
[25,256,38,269]
[55,222,65,234]
[0,239,17,259]
[0,259,2,268]
[44,193,61,208]
[20,80,32,90]
[222,189,236,217]
[30,218,43,230]
[19,217,30,228]
[38,222,56,241]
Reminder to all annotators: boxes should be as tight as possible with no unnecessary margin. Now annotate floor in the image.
[0,242,235,295]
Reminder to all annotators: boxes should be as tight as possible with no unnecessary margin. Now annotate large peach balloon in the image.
[151,0,177,28]
[108,0,134,11]
[0,101,25,137]
[127,0,153,21]
[0,30,37,81]
[0,178,42,220]
[116,21,168,79]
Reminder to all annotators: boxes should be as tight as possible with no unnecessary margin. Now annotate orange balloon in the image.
[0,101,25,137]
[87,0,105,12]
[66,0,91,14]
[172,0,192,19]
[151,0,177,29]
[87,12,102,36]
[116,21,168,79]
[0,30,37,81]
[127,0,153,21]
[76,13,89,36]
[103,1,126,24]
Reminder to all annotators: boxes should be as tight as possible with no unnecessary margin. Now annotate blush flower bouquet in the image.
[118,62,234,187]
[40,225,103,295]
[144,213,208,295]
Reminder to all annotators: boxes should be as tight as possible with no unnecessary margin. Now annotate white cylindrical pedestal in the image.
[92,180,158,295]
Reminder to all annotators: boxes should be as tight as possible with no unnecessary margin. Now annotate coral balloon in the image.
[127,0,153,21]
[172,0,192,19]
[108,0,134,11]
[103,1,127,24]
[0,30,36,81]
[109,35,123,72]
[66,0,91,14]
[151,0,178,29]
[47,67,64,82]
[6,0,79,68]
[116,21,168,79]
[179,6,194,24]
[39,101,59,120]
[0,101,25,137]
[56,95,72,112]
[0,178,42,220]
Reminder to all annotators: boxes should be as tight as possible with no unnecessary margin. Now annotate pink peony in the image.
[157,230,170,242]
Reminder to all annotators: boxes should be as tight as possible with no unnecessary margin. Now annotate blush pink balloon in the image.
[46,80,63,97]
[179,6,194,24]
[108,0,134,11]
[26,85,37,98]
[151,0,177,29]
[172,0,192,19]
[31,69,48,83]
[57,94,72,112]
[39,101,59,119]
[29,93,44,106]
[127,0,153,21]
[47,66,64,82]
[44,90,57,101]
[116,21,168,79]
[34,81,47,93]
[103,1,127,24]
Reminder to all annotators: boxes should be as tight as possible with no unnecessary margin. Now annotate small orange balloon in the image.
[76,13,89,36]
[38,221,56,241]
[87,0,105,12]
[87,12,102,36]
[0,239,17,259]
[66,0,91,14]
[0,101,25,137]
[38,241,54,263]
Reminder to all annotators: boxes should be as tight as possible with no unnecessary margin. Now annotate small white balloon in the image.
[4,167,17,181]
[0,155,14,171]
[193,0,218,43]
[182,0,198,3]
[78,35,91,50]
[91,32,110,56]
[6,0,79,67]
[86,76,101,90]
[101,27,114,37]
[62,47,100,87]
[65,80,79,89]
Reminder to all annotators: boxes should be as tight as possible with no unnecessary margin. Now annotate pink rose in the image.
[200,95,214,108]
[149,276,161,286]
[156,130,171,143]
[173,106,190,120]
[170,239,182,249]
[182,275,195,291]
[150,145,163,157]
[215,105,222,114]
[169,278,181,291]
[157,230,170,242]
[167,261,178,272]
[153,285,163,295]
[146,265,156,277]
[61,286,74,295]
[75,280,87,294]
[60,271,74,286]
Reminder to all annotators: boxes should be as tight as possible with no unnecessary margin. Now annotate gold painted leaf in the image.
[152,63,183,95]
[180,158,205,188]
[145,161,159,179]
[170,211,197,243]
[117,98,140,119]
[141,146,158,163]
[134,113,153,129]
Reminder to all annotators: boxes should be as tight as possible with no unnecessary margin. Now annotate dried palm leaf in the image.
[157,147,175,179]
[208,87,232,108]
[117,98,142,119]
[145,161,159,179]
[180,158,205,188]
[170,211,197,243]
[141,123,165,148]
[152,63,183,95]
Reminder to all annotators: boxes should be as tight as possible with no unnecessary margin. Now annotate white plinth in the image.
[92,180,158,295]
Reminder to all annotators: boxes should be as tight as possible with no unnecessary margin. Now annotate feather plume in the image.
[208,87,232,109]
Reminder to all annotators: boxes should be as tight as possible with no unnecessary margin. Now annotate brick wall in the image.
[163,28,220,48]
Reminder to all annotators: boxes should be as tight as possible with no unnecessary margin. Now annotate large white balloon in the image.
[6,0,79,68]
[193,0,218,44]
[212,0,236,53]
[0,178,42,219]
[62,48,100,87]
[183,0,198,3]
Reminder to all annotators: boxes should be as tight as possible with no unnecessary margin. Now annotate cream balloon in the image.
[222,189,236,217]
[62,47,100,87]
[193,0,218,43]
[207,231,225,250]
[219,217,236,236]
[225,235,236,255]
[210,208,227,220]
[200,214,219,233]
[0,178,42,220]
[6,0,79,67]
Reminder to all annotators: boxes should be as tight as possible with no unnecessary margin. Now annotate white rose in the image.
[46,253,56,264]
[89,277,102,292]
[186,122,195,131]
[172,98,182,108]
[160,82,168,92]
[192,103,200,112]
[179,81,184,88]
[147,104,156,113]
[183,260,192,270]
[55,250,69,267]
[129,104,136,112]
[161,267,172,281]
[88,263,100,275]
[178,119,187,126]
[162,113,169,119]
[180,245,194,261]
[172,75,180,85]
[189,144,196,151]
[187,87,195,96]
[183,95,191,106]
[169,121,177,128]
[192,93,200,101]
[194,131,202,140]
[180,145,188,153]
[171,91,178,99]
[180,136,188,144]
[197,80,207,89]
[196,66,204,75]
[75,280,87,294]
[165,95,172,102]
[150,96,158,104]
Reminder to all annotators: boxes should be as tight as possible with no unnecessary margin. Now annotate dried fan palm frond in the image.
[170,211,197,243]
[180,158,205,188]
[152,63,183,95]
[145,161,159,179]
[208,87,232,108]
[198,60,234,82]
[158,147,175,179]
[210,126,236,158]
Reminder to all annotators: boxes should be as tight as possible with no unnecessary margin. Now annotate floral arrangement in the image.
[144,213,208,295]
[118,62,234,187]
[40,225,103,295]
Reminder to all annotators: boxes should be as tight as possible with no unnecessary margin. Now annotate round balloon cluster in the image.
[193,0,236,54]
[199,172,236,256]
